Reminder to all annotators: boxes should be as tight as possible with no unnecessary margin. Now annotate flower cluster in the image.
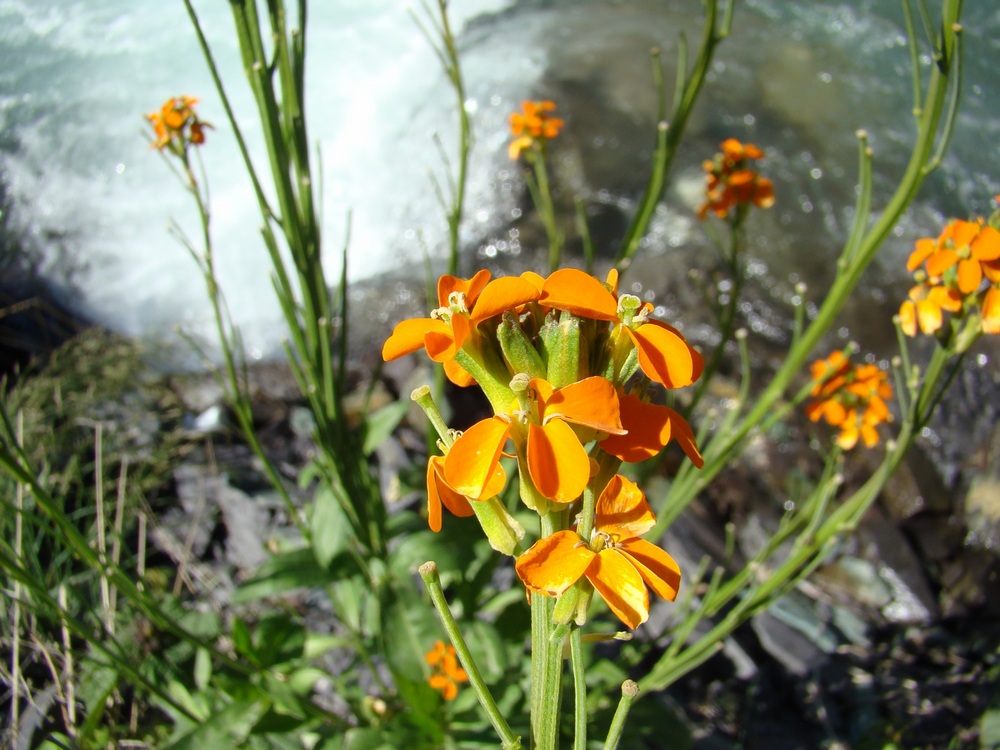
[515,474,681,630]
[384,268,704,627]
[698,138,775,220]
[508,100,564,160]
[898,215,1000,338]
[805,350,893,450]
[147,95,212,154]
[425,640,468,701]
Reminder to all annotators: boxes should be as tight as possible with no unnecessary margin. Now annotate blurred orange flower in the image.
[698,138,775,220]
[509,100,564,159]
[147,95,211,152]
[900,216,1000,338]
[425,640,468,700]
[806,351,893,449]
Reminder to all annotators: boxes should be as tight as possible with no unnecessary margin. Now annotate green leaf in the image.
[194,646,212,692]
[362,400,411,456]
[232,546,338,603]
[231,618,256,663]
[264,671,307,719]
[310,483,350,569]
[981,708,1000,749]
[253,614,306,668]
[159,698,266,750]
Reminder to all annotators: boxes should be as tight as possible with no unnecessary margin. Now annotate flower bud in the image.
[543,311,581,389]
[497,311,546,379]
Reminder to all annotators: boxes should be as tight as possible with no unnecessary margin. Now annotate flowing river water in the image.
[2,0,998,359]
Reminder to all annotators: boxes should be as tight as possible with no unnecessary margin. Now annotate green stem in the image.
[418,562,521,750]
[570,628,587,750]
[531,510,565,750]
[653,0,963,535]
[602,681,639,750]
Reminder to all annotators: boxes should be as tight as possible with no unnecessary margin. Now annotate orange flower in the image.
[698,138,774,220]
[382,270,540,385]
[425,640,468,700]
[908,219,1000,294]
[514,474,681,629]
[898,280,963,337]
[901,217,1000,338]
[539,268,704,389]
[444,376,625,504]
[147,95,211,152]
[509,100,564,159]
[806,352,893,449]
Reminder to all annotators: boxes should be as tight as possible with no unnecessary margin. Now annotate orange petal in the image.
[982,287,1000,334]
[836,425,860,450]
[471,276,541,322]
[957,258,983,295]
[382,317,449,361]
[538,376,626,434]
[928,285,962,312]
[444,417,510,499]
[629,322,703,388]
[587,550,648,629]
[515,530,594,596]
[946,219,981,250]
[438,269,491,308]
[594,474,655,539]
[915,298,943,334]
[540,268,619,321]
[907,237,937,271]
[427,456,476,533]
[424,313,466,361]
[925,249,958,279]
[443,358,476,387]
[600,394,700,464]
[971,226,1000,261]
[898,300,917,337]
[527,420,590,503]
[520,271,546,294]
[618,538,682,602]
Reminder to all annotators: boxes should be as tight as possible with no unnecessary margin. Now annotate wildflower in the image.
[382,270,540,386]
[899,217,1000,338]
[509,100,564,160]
[425,640,468,700]
[898,279,962,337]
[444,376,625,505]
[697,137,775,220]
[806,351,893,449]
[146,95,212,152]
[514,474,681,629]
[907,219,1000,295]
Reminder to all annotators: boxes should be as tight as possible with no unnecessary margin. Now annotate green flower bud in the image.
[545,311,581,389]
[497,310,546,379]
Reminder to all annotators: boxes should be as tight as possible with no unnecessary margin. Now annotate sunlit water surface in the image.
[1,0,998,367]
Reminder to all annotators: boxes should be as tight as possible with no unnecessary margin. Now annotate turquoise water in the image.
[0,0,997,359]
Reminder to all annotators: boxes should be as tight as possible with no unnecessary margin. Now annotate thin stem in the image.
[418,562,521,750]
[603,681,639,750]
[570,628,587,750]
